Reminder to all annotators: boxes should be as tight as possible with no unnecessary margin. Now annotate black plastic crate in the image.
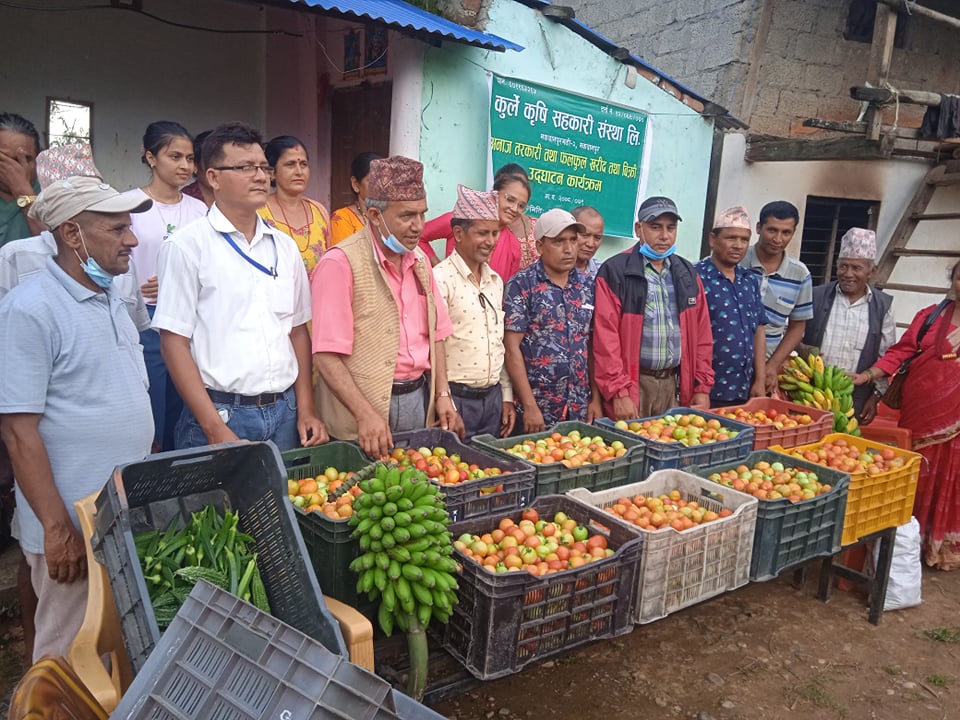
[472,421,646,497]
[693,450,850,581]
[382,429,536,523]
[281,443,378,619]
[92,441,347,675]
[110,580,445,720]
[596,407,754,476]
[436,495,642,680]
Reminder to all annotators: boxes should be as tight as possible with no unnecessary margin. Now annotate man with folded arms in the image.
[433,185,514,439]
[312,156,460,458]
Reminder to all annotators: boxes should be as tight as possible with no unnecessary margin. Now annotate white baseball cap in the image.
[30,175,152,229]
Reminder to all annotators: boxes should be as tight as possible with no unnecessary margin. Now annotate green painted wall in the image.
[418,0,715,260]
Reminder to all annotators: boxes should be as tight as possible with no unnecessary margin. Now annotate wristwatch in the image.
[872,386,884,400]
[437,390,458,413]
[16,195,37,208]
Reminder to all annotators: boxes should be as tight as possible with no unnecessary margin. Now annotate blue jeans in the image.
[175,387,300,451]
[142,305,184,451]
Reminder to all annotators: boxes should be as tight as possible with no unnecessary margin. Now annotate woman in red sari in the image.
[853,260,960,569]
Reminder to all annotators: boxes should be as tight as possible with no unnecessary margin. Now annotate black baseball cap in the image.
[637,196,682,223]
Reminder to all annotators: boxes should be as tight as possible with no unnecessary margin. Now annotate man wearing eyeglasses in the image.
[572,205,604,280]
[153,122,328,451]
[432,185,515,439]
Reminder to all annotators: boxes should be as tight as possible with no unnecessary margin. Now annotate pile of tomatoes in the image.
[788,437,905,476]
[455,508,614,576]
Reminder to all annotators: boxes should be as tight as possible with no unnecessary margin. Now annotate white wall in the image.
[717,133,955,331]
[1,0,267,192]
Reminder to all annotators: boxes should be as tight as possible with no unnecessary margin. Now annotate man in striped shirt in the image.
[740,201,813,394]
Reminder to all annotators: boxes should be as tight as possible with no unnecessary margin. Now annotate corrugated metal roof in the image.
[513,0,746,129]
[286,0,524,52]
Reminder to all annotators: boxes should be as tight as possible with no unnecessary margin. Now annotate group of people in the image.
[1,109,959,670]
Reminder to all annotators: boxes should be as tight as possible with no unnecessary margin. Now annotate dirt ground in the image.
[433,566,960,720]
[0,564,956,719]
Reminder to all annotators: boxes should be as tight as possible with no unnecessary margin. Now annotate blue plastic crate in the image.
[596,407,754,476]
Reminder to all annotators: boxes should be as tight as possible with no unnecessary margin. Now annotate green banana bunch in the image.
[778,353,859,434]
[348,463,459,637]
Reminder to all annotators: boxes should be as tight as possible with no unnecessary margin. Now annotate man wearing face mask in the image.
[0,176,154,661]
[311,156,459,458]
[593,196,714,419]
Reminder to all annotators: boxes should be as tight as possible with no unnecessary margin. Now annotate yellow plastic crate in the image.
[774,432,921,546]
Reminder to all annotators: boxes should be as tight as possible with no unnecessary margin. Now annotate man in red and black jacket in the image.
[592,196,714,419]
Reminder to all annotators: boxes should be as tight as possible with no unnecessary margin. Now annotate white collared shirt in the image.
[821,287,896,386]
[152,204,311,395]
[433,251,513,402]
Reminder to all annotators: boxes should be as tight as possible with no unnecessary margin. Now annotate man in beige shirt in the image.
[433,185,515,439]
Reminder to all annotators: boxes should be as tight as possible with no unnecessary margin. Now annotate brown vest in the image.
[315,227,438,440]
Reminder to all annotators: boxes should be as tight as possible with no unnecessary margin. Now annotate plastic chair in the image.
[68,492,375,711]
[68,492,133,713]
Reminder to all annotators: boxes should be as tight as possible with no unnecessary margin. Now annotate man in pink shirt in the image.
[311,156,461,457]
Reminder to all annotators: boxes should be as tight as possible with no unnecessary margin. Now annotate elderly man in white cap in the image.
[433,185,515,439]
[0,175,154,661]
[803,227,896,423]
[695,206,767,407]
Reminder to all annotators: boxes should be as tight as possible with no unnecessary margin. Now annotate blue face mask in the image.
[638,243,677,261]
[73,225,114,289]
[378,212,412,255]
[637,224,678,261]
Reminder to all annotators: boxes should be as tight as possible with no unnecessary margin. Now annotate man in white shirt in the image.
[803,228,895,424]
[154,123,327,450]
[433,185,515,439]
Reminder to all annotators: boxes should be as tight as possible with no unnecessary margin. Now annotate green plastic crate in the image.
[473,421,646,497]
[281,443,377,619]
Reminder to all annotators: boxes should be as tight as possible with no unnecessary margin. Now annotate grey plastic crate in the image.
[110,580,446,720]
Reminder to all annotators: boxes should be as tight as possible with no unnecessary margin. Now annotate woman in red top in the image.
[418,165,533,281]
[853,260,960,569]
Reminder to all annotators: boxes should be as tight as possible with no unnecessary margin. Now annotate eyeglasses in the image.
[212,164,274,177]
[478,291,499,325]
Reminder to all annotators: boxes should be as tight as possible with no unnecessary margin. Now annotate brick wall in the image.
[565,0,960,136]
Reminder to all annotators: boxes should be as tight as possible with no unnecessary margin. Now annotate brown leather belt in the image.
[638,367,678,380]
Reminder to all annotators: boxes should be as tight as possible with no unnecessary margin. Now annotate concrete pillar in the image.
[389,36,424,159]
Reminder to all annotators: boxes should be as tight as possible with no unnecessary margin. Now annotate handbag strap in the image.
[913,299,952,354]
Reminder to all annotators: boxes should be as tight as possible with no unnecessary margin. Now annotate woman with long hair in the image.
[329,151,382,246]
[124,121,207,451]
[259,136,330,275]
[853,260,960,569]
[417,165,534,281]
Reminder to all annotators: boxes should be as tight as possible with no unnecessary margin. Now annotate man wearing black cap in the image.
[593,196,714,419]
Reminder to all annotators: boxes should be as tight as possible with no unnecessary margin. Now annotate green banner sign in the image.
[488,73,648,239]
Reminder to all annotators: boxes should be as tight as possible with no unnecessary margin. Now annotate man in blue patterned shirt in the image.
[695,206,766,407]
[504,208,596,432]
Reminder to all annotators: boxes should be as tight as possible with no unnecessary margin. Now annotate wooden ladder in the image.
[874,159,960,294]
